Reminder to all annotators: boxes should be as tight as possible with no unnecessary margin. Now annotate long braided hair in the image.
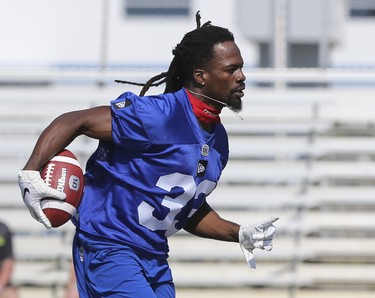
[115,11,234,96]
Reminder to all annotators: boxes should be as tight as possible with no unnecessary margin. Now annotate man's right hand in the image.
[18,170,66,229]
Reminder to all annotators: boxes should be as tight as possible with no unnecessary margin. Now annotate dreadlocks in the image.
[115,11,234,96]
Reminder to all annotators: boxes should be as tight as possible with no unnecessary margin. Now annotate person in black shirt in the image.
[0,222,18,298]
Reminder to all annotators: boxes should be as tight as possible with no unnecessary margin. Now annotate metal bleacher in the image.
[1,85,375,297]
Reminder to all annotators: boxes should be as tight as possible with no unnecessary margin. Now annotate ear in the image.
[193,69,207,86]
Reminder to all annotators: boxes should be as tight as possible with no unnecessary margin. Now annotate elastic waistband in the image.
[75,229,168,260]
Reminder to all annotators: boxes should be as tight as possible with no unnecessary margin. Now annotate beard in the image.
[228,97,243,113]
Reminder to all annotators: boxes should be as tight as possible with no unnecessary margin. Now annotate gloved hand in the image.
[18,170,66,229]
[239,217,279,269]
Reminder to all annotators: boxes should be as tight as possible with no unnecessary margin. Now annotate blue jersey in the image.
[73,88,229,256]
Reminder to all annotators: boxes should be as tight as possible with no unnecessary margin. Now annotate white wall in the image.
[0,0,257,68]
[331,19,375,67]
[0,0,103,66]
[0,0,374,69]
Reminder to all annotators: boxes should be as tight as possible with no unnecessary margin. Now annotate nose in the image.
[237,69,246,82]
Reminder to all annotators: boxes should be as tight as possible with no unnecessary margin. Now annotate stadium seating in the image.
[1,85,375,297]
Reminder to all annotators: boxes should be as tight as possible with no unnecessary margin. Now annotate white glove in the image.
[18,170,66,229]
[239,217,279,269]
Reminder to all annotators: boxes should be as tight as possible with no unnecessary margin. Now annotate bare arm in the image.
[23,106,112,171]
[0,258,14,288]
[184,201,240,242]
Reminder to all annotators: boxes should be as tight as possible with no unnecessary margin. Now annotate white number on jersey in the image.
[137,172,216,236]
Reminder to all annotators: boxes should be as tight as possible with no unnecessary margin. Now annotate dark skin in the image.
[189,40,246,131]
[23,41,245,243]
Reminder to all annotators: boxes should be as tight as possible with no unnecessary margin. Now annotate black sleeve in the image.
[0,222,14,260]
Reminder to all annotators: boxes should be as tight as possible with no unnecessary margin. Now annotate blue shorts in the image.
[72,231,175,298]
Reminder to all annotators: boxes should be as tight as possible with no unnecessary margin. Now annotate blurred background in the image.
[1,0,375,297]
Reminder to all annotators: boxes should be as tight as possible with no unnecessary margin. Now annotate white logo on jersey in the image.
[201,144,209,156]
[197,163,206,174]
[116,101,127,109]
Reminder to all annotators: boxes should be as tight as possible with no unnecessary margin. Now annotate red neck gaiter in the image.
[186,90,221,124]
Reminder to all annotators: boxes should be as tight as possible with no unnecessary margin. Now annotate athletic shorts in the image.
[72,231,175,298]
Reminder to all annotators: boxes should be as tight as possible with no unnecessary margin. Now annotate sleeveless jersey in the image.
[72,88,229,256]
